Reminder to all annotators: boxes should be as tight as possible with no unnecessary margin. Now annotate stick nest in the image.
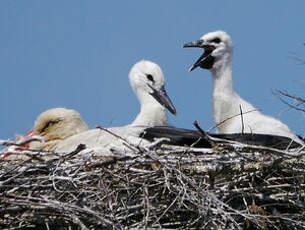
[1,139,305,230]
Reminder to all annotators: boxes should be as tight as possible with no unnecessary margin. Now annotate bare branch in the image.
[239,105,245,134]
[193,120,215,147]
[1,131,305,229]
[273,89,305,112]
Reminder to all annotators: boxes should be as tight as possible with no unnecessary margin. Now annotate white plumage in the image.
[183,31,303,145]
[1,107,89,159]
[31,107,89,149]
[54,60,176,154]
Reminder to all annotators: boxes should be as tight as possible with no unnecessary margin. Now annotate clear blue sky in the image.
[1,1,304,140]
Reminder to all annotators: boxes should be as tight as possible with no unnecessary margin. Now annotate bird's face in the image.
[183,31,233,71]
[35,117,63,138]
[34,108,86,141]
[129,60,176,115]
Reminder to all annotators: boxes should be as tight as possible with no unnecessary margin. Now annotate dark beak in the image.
[148,85,177,115]
[183,40,215,71]
[183,40,205,48]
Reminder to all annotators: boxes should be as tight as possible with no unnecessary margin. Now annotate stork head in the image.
[34,107,88,143]
[129,60,176,115]
[183,31,233,72]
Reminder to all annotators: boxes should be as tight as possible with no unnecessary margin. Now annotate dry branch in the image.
[1,136,305,229]
[273,89,305,113]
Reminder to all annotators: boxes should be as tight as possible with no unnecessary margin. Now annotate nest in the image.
[1,136,305,230]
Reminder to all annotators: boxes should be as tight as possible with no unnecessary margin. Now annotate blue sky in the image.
[1,1,304,140]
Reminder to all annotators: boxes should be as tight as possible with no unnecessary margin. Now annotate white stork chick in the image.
[1,107,89,159]
[183,31,303,145]
[54,60,176,154]
[32,107,89,150]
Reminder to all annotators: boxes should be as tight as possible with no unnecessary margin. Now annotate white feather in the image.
[55,60,176,154]
[188,31,303,144]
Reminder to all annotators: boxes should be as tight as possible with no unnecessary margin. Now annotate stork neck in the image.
[131,93,167,126]
[211,59,234,94]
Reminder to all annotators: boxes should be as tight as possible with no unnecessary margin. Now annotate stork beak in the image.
[148,85,177,115]
[20,130,45,143]
[183,40,205,48]
[24,130,36,137]
[183,40,216,71]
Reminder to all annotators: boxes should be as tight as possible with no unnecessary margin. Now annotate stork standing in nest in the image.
[183,30,303,145]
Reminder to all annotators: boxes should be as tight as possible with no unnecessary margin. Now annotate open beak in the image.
[183,40,215,71]
[148,85,177,115]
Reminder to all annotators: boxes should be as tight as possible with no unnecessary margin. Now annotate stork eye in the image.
[146,74,155,83]
[210,37,221,44]
[41,120,59,133]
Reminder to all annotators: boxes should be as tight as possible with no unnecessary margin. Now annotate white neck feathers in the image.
[131,93,167,126]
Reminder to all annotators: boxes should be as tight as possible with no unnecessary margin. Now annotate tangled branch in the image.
[1,135,305,229]
[273,89,305,113]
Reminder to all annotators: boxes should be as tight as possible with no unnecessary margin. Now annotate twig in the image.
[273,89,305,112]
[95,126,141,153]
[239,105,245,134]
[193,120,215,147]
[0,136,44,147]
[208,109,260,132]
[146,137,171,150]
[1,130,305,229]
[62,144,86,159]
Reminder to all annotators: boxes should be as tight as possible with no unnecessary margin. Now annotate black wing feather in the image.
[141,126,302,150]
